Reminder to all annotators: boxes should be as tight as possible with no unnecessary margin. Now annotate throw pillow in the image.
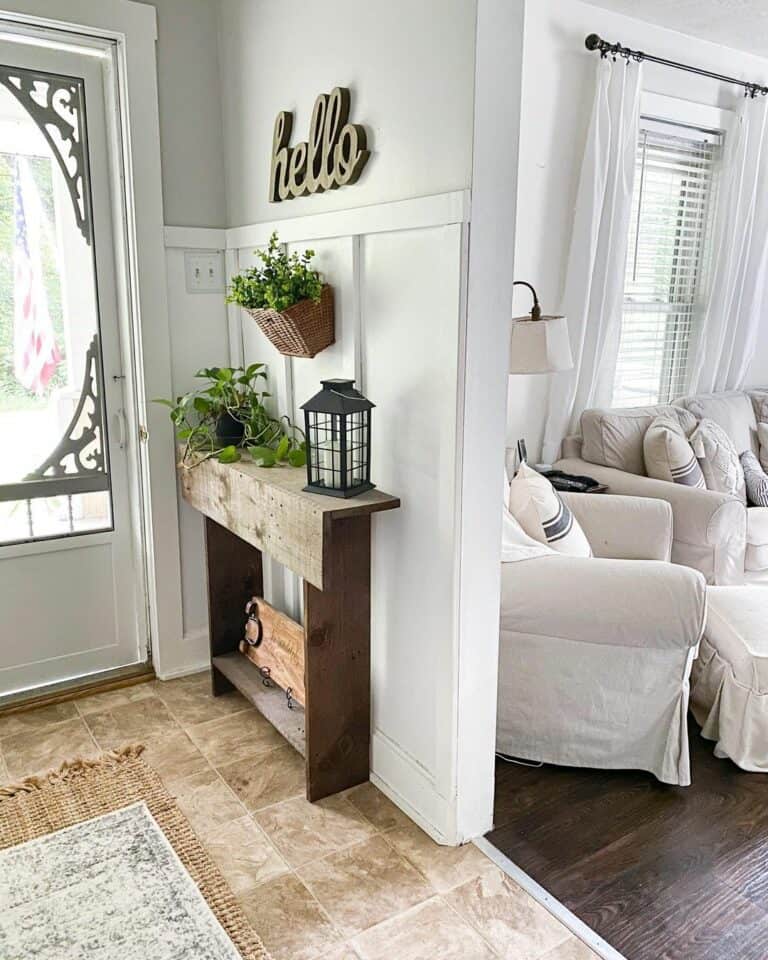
[643,416,705,488]
[689,418,747,504]
[759,422,768,474]
[507,462,592,557]
[741,450,768,507]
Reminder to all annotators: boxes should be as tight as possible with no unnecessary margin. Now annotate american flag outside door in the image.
[13,156,60,396]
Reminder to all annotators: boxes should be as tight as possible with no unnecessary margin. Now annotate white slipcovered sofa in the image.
[554,390,768,585]
[498,491,706,785]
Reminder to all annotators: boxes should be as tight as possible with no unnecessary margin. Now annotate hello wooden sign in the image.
[269,87,370,202]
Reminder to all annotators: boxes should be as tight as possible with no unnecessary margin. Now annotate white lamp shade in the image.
[509,315,574,374]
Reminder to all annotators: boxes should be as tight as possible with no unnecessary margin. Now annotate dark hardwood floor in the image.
[487,722,768,960]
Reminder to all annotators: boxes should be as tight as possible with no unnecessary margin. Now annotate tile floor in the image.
[0,674,600,960]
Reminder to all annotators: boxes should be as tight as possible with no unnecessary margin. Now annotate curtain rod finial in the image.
[585,33,602,51]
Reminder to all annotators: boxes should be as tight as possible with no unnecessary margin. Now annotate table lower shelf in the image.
[212,652,306,757]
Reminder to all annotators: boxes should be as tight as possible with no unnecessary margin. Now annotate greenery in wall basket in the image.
[156,364,306,468]
[226,231,323,312]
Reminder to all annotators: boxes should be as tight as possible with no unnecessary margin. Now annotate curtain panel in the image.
[688,95,768,394]
[542,57,642,464]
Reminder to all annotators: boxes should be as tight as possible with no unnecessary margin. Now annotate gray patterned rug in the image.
[0,802,243,959]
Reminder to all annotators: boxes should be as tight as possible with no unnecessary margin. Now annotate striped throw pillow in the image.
[643,416,705,488]
[741,450,768,507]
[507,463,592,558]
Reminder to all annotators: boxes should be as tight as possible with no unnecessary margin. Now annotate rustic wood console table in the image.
[180,455,400,802]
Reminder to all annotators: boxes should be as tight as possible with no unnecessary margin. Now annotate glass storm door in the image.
[0,36,146,697]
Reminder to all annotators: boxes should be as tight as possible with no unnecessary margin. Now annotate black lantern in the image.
[301,379,374,498]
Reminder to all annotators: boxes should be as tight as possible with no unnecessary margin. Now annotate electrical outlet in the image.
[184,250,225,294]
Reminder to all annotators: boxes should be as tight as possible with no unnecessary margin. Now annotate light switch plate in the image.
[184,250,225,294]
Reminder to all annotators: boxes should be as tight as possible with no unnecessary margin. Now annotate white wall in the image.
[217,0,476,226]
[164,244,229,661]
[141,0,227,227]
[508,0,768,463]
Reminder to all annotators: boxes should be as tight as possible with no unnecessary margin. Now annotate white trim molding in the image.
[164,225,227,250]
[165,190,471,254]
[453,0,524,842]
[226,190,469,248]
[0,0,185,680]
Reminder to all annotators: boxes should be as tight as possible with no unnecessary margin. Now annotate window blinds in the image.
[612,121,722,408]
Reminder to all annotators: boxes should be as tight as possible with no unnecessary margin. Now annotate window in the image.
[612,118,722,407]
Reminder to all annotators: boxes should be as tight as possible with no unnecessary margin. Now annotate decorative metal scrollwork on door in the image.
[25,334,106,483]
[0,66,91,245]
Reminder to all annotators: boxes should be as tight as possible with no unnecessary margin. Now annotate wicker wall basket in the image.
[246,284,335,358]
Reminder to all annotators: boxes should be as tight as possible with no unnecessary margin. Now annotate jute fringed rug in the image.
[0,745,271,960]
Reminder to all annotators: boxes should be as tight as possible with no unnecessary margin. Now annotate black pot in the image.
[216,410,246,446]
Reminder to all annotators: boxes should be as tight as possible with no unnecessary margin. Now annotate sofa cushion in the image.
[741,451,768,508]
[644,416,705,488]
[703,587,768,692]
[677,391,758,456]
[747,505,768,546]
[581,405,697,476]
[749,389,768,425]
[746,506,768,571]
[690,418,747,504]
[759,422,768,473]
[508,462,592,558]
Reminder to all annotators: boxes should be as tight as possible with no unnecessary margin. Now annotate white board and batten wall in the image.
[162,0,525,844]
[166,190,469,841]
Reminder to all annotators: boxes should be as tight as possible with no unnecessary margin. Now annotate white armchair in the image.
[497,492,706,786]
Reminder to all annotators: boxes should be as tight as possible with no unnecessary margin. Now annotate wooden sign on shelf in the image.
[269,86,370,202]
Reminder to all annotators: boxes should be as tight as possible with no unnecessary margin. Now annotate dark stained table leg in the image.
[303,514,371,801]
[204,517,263,697]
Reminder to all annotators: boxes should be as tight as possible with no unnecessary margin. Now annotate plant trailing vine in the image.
[226,231,323,312]
[156,364,306,468]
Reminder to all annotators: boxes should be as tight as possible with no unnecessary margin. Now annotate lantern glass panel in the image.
[301,379,374,498]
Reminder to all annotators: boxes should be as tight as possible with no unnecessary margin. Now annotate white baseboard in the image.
[154,627,210,681]
[473,838,627,960]
[371,729,456,845]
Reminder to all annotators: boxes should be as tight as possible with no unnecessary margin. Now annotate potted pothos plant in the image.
[156,364,306,468]
[226,232,335,358]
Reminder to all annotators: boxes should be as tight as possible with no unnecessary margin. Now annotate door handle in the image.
[113,409,127,449]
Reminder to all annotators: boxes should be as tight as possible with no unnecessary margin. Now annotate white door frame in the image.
[0,0,183,678]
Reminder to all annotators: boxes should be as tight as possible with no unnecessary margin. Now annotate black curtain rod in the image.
[585,33,768,98]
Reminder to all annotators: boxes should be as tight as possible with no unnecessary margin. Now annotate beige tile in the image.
[218,745,305,812]
[174,771,246,840]
[82,696,181,750]
[141,730,213,794]
[352,896,495,960]
[204,815,289,894]
[540,936,601,960]
[298,835,432,937]
[319,946,361,960]
[255,794,376,868]
[155,672,250,726]
[1,718,99,779]
[445,871,571,960]
[241,873,340,960]
[0,701,78,738]
[0,751,8,785]
[187,709,285,765]
[75,681,156,716]
[385,820,498,893]
[343,781,412,832]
